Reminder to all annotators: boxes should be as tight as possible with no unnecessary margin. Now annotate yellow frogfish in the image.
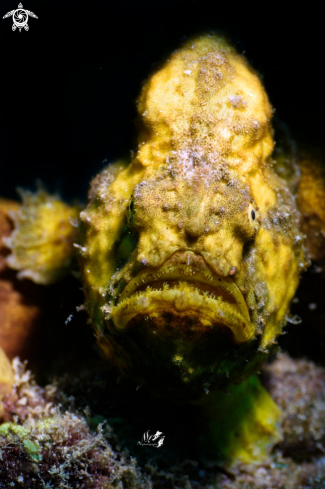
[2,35,325,466]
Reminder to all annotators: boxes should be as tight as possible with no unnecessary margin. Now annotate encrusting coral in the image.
[4,189,79,285]
[2,34,325,468]
[0,354,325,488]
[0,359,145,489]
[0,199,45,403]
[0,200,44,360]
[264,353,325,460]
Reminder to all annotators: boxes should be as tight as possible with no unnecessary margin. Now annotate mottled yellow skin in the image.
[78,36,307,402]
[296,155,325,261]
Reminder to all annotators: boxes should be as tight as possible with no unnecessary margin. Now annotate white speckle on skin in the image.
[69,217,78,227]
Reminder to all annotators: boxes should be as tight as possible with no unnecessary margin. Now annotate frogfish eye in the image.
[248,203,261,232]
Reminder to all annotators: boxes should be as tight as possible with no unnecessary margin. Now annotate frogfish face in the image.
[79,36,308,401]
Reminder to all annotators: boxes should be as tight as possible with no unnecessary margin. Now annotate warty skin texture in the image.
[78,35,308,401]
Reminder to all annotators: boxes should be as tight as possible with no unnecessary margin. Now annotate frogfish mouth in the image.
[112,251,253,344]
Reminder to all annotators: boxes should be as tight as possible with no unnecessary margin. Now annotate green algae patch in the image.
[0,422,42,461]
[23,439,42,461]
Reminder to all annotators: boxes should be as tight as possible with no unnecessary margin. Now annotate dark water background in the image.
[0,1,324,201]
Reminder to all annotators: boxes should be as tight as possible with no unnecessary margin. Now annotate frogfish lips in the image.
[111,252,254,344]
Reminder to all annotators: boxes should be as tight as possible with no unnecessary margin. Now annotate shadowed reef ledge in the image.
[0,353,324,488]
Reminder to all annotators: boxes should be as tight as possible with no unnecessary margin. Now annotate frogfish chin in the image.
[107,250,258,400]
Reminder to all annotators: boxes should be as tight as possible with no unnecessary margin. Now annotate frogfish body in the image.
[76,36,308,401]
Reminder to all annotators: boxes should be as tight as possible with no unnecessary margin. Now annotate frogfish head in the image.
[79,35,308,401]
